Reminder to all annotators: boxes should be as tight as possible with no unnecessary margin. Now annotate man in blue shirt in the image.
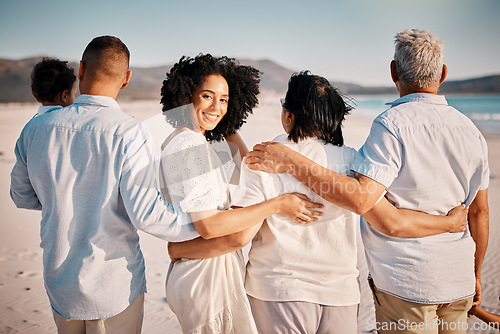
[246,29,489,334]
[10,36,199,333]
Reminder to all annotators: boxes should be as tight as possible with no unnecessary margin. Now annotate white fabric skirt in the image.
[166,250,257,334]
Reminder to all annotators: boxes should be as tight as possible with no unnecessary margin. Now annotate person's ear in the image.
[390,60,399,83]
[282,110,292,122]
[439,64,448,85]
[60,90,70,104]
[121,70,132,89]
[283,111,295,128]
[78,61,85,82]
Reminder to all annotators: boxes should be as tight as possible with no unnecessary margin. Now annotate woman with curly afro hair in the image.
[159,54,323,333]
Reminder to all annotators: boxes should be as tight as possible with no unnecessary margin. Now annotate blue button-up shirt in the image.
[36,105,62,116]
[353,93,489,304]
[10,95,199,320]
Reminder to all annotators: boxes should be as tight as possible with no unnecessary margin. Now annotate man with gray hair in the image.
[246,29,489,333]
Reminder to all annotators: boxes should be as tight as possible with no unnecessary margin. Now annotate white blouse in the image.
[159,129,257,333]
[233,134,361,307]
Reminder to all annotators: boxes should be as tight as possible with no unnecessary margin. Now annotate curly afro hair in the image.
[160,54,261,141]
[31,57,76,103]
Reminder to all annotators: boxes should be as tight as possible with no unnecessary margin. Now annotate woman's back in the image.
[234,134,360,307]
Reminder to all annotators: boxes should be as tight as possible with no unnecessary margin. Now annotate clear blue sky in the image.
[1,0,499,86]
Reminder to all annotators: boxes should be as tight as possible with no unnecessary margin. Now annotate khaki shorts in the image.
[368,279,473,334]
[248,294,358,334]
[52,293,144,334]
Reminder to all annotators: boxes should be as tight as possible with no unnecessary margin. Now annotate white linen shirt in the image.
[10,95,198,320]
[352,93,489,304]
[233,135,360,307]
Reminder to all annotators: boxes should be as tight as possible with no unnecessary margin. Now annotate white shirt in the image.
[233,135,360,306]
[352,93,489,303]
[160,130,258,333]
[159,130,235,213]
[10,95,198,320]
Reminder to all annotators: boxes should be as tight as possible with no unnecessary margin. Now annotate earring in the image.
[283,118,292,126]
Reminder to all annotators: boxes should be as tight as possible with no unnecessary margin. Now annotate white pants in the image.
[248,295,358,334]
[52,293,144,334]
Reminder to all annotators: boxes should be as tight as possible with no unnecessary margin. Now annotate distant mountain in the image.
[124,58,296,100]
[122,65,172,100]
[440,75,500,94]
[1,56,499,103]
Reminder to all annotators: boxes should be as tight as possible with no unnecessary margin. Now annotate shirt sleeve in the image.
[479,134,490,190]
[10,127,42,210]
[231,158,267,208]
[351,119,403,188]
[159,131,225,213]
[119,125,199,242]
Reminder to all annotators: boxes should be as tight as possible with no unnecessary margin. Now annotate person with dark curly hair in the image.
[167,71,468,333]
[159,55,323,333]
[30,57,77,115]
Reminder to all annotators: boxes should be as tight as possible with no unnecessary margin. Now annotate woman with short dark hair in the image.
[280,71,349,146]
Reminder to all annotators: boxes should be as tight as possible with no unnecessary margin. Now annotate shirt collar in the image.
[386,93,448,108]
[73,94,120,109]
[37,105,63,116]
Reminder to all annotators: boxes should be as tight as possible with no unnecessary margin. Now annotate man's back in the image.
[376,93,488,212]
[10,94,197,319]
[355,93,489,303]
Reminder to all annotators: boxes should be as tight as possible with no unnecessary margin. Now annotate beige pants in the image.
[52,293,144,334]
[368,279,473,334]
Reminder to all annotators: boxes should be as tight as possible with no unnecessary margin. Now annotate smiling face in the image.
[190,74,229,134]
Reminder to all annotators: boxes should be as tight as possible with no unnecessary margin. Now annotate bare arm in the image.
[226,132,249,160]
[246,144,468,238]
[225,132,248,185]
[192,193,323,239]
[363,197,468,238]
[246,142,384,214]
[468,189,489,306]
[468,306,499,329]
[169,216,263,262]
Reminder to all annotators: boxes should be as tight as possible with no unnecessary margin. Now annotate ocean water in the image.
[351,94,500,135]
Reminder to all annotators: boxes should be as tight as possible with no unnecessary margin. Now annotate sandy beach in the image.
[0,99,498,333]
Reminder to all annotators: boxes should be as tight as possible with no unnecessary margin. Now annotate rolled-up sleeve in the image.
[352,120,402,188]
[479,135,490,191]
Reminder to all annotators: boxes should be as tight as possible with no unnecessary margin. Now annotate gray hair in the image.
[394,29,444,89]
